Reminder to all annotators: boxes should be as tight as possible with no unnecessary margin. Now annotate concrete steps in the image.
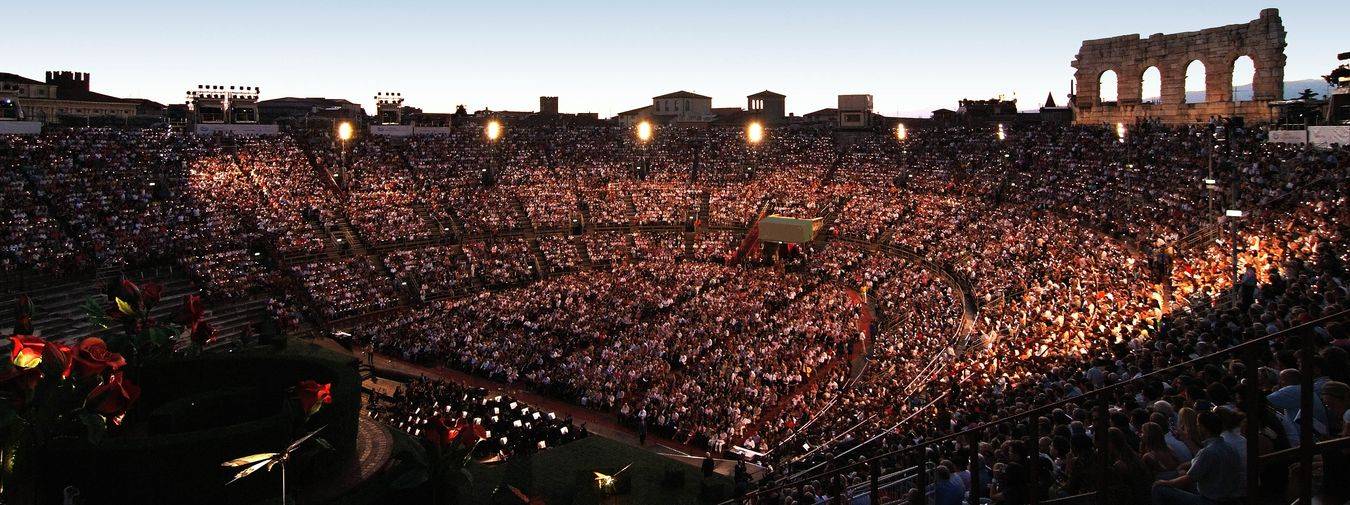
[2,269,265,347]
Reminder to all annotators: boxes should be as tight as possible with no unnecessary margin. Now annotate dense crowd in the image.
[3,120,1347,504]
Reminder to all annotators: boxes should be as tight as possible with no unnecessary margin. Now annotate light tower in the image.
[186,85,227,123]
[484,119,502,186]
[635,120,653,180]
[336,121,353,188]
[186,84,259,124]
[375,92,404,125]
[228,86,260,123]
[746,121,765,178]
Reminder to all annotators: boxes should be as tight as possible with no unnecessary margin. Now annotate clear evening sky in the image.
[8,1,1346,118]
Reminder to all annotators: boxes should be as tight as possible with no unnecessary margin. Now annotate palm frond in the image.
[286,426,326,453]
[227,460,272,485]
[222,452,277,468]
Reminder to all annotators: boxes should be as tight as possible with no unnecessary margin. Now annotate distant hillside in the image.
[1143,79,1331,103]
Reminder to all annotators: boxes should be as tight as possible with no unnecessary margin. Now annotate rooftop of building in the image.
[653,90,711,100]
[748,90,785,99]
[0,72,45,85]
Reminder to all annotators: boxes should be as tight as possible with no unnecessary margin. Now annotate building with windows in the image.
[652,91,712,122]
[747,90,786,123]
[0,71,147,123]
[615,105,653,126]
[838,94,874,129]
[256,97,365,124]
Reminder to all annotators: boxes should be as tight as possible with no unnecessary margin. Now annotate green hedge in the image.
[38,349,362,505]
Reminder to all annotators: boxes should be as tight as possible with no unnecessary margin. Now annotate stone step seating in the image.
[575,239,593,268]
[1,270,266,346]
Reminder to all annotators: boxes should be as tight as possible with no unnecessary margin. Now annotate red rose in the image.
[140,282,164,309]
[10,336,45,369]
[15,295,34,333]
[190,321,216,346]
[118,279,141,303]
[181,295,205,329]
[72,337,127,379]
[297,380,332,416]
[86,371,140,424]
[42,342,74,379]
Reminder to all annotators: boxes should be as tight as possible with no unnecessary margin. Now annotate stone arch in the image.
[1098,69,1119,104]
[1141,66,1162,104]
[1231,55,1256,102]
[1183,60,1206,103]
[1069,9,1286,123]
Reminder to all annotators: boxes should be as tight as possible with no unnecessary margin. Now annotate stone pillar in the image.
[1206,58,1233,103]
[1251,9,1286,101]
[1160,60,1188,105]
[1074,69,1098,108]
[1118,65,1144,105]
[1251,51,1286,101]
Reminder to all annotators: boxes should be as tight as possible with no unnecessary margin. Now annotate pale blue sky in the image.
[7,1,1345,117]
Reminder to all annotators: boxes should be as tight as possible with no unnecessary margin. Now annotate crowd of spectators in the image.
[383,245,472,301]
[289,257,398,320]
[4,121,1348,504]
[180,249,271,300]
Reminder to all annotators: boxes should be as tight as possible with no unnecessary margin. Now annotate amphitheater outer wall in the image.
[1071,9,1286,125]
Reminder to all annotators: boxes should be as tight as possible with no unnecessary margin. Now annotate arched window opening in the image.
[1141,66,1162,104]
[1232,56,1255,102]
[1184,60,1206,103]
[1099,70,1119,104]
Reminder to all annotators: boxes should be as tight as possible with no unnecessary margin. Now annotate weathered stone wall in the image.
[1071,9,1286,125]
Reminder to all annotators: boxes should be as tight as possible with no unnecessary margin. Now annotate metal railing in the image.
[736,307,1350,505]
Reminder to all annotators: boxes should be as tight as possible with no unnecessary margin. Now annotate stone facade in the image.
[1,71,138,122]
[1071,9,1286,125]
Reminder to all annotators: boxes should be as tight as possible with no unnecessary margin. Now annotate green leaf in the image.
[82,297,111,329]
[147,327,172,349]
[114,297,135,316]
[80,412,106,444]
